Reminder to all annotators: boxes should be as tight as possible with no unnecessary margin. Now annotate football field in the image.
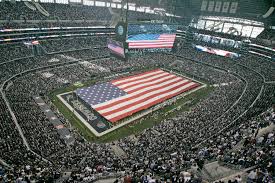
[51,68,211,141]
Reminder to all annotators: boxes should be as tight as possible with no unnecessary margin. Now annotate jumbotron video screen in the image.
[126,23,178,52]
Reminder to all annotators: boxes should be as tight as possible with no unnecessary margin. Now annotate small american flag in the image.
[127,34,176,49]
[107,43,125,57]
[76,69,199,123]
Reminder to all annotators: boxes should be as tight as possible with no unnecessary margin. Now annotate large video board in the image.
[126,23,178,52]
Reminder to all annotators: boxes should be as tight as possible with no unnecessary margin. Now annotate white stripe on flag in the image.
[129,42,175,45]
[112,70,163,85]
[118,72,170,89]
[129,45,174,49]
[124,74,177,92]
[127,40,175,43]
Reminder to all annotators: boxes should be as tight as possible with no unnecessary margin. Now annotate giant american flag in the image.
[76,69,200,123]
[127,34,176,49]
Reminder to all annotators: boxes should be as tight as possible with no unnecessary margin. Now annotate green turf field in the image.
[49,69,214,143]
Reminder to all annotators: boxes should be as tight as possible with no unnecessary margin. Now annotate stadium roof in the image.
[190,16,265,38]
[108,0,275,26]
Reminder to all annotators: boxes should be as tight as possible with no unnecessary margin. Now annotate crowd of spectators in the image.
[219,108,275,180]
[0,1,164,28]
[0,43,32,63]
[0,36,274,183]
[239,55,275,82]
[40,36,109,53]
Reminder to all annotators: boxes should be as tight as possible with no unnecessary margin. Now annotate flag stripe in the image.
[99,81,192,115]
[106,83,200,122]
[127,34,176,49]
[124,75,178,93]
[112,69,163,85]
[127,35,176,42]
[128,43,175,47]
[129,40,174,45]
[129,45,174,49]
[93,77,186,109]
[117,72,171,89]
[96,80,190,113]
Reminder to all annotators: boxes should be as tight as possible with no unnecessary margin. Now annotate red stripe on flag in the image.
[129,45,174,49]
[129,41,175,44]
[114,71,168,87]
[111,69,162,84]
[117,73,173,90]
[125,75,179,93]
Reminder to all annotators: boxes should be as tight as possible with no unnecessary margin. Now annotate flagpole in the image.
[125,0,129,23]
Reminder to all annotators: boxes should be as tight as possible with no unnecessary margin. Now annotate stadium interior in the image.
[0,0,275,182]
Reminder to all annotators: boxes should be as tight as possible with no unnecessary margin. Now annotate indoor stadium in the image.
[0,0,274,182]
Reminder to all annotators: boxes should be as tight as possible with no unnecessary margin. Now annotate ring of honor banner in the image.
[115,22,127,42]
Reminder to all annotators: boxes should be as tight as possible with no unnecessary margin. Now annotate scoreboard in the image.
[110,22,178,59]
[126,23,178,53]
